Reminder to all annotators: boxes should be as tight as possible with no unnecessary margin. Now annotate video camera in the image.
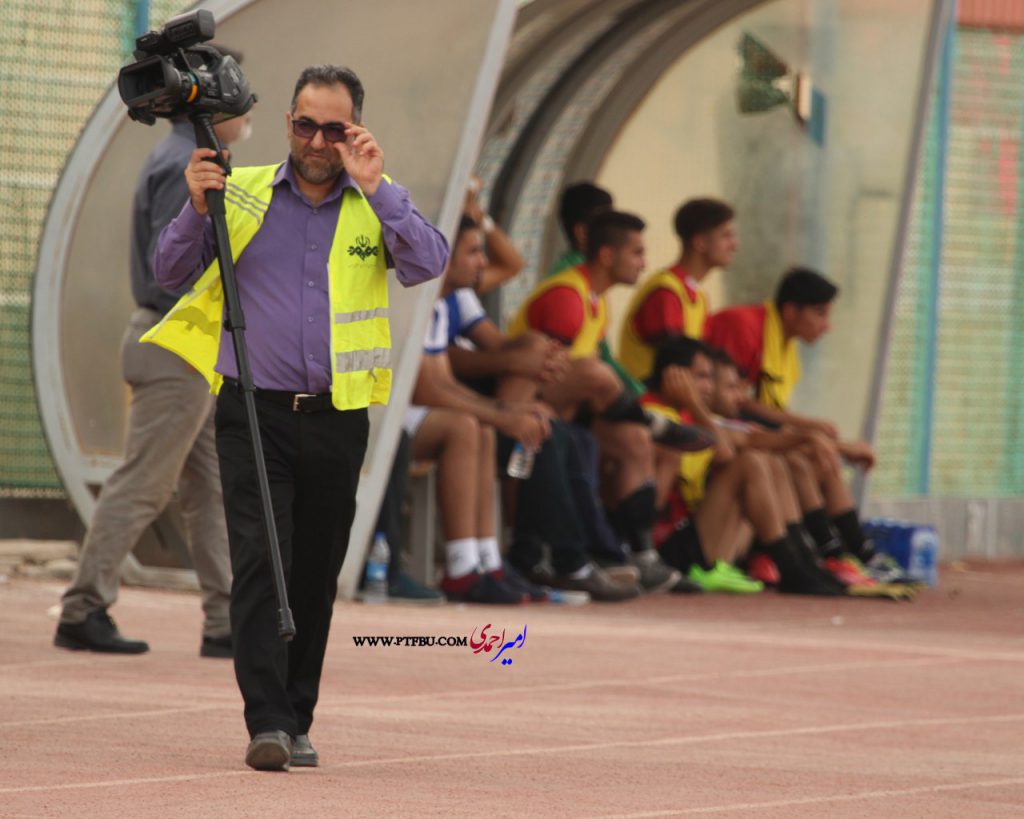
[117,9,256,125]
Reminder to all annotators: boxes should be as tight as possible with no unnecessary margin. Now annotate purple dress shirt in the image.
[153,160,448,393]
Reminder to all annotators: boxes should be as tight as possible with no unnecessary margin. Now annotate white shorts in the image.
[403,405,431,437]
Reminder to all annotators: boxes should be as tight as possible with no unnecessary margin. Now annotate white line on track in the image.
[2,712,1023,795]
[0,704,223,729]
[604,776,1024,816]
[318,655,962,710]
[0,655,958,729]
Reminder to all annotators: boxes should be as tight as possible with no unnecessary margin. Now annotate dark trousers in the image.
[500,421,588,575]
[565,424,628,564]
[215,387,368,739]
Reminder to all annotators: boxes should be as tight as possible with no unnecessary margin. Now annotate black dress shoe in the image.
[291,734,319,767]
[53,610,149,654]
[200,634,233,659]
[245,730,293,771]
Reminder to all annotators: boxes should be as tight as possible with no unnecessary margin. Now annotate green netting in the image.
[874,27,1024,498]
[0,0,184,494]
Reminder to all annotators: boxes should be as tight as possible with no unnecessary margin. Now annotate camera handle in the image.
[191,113,296,642]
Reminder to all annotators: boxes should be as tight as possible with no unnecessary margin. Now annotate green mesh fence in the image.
[0,0,183,495]
[874,27,1024,498]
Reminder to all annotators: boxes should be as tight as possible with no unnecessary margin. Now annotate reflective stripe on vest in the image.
[142,163,391,410]
[619,268,707,381]
[758,300,801,410]
[508,266,606,358]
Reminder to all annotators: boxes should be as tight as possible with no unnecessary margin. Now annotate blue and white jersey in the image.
[422,288,487,354]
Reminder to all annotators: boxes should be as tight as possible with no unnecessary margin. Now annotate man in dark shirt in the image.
[55,74,251,659]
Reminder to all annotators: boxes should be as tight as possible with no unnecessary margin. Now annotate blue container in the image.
[866,518,939,587]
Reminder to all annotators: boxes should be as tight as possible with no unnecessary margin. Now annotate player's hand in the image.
[840,439,877,471]
[336,122,383,196]
[661,366,702,412]
[184,148,229,216]
[803,417,839,439]
[497,405,550,450]
[464,176,485,224]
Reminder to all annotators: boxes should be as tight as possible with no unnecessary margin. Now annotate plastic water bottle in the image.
[909,526,939,587]
[363,532,390,603]
[507,442,535,480]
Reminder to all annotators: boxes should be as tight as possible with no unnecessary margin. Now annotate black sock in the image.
[761,535,839,594]
[802,508,843,558]
[600,391,648,425]
[832,509,874,561]
[610,482,656,553]
[787,523,817,561]
[660,522,711,572]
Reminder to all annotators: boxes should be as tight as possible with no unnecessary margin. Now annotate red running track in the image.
[1,564,1022,817]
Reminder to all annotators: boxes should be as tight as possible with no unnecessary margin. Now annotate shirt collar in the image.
[272,158,357,205]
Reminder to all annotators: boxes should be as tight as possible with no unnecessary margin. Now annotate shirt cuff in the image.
[365,178,404,221]
[177,200,210,233]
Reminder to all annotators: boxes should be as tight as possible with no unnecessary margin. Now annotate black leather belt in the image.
[222,378,334,413]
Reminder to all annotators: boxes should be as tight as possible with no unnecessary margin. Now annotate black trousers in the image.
[215,386,368,739]
[499,421,588,576]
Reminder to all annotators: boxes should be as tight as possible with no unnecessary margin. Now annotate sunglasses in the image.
[291,117,349,144]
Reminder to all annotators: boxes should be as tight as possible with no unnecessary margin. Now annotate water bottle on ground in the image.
[909,526,939,587]
[363,532,390,603]
[507,442,535,480]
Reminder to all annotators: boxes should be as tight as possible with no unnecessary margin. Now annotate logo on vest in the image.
[348,235,379,261]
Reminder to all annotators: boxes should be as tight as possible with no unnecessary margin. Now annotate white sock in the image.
[568,563,593,580]
[445,538,479,578]
[478,536,502,573]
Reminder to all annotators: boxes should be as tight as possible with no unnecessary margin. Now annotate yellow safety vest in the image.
[759,300,801,410]
[508,266,606,358]
[142,164,391,410]
[641,396,715,509]
[619,267,708,381]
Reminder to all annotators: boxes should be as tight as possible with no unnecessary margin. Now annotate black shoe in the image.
[290,734,319,767]
[500,561,550,602]
[54,610,149,654]
[644,411,715,452]
[200,634,233,659]
[778,564,844,596]
[553,565,640,602]
[442,572,526,605]
[628,549,683,594]
[670,574,704,594]
[245,730,293,771]
[507,559,557,589]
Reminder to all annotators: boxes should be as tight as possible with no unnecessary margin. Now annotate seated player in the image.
[708,350,918,596]
[620,198,737,381]
[705,268,905,583]
[440,215,639,603]
[511,210,716,594]
[644,337,843,596]
[405,233,550,603]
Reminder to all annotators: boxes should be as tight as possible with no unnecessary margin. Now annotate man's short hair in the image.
[708,347,738,371]
[673,198,735,246]
[291,65,365,121]
[456,213,479,240]
[584,210,645,261]
[559,182,613,246]
[774,267,839,309]
[649,336,711,389]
